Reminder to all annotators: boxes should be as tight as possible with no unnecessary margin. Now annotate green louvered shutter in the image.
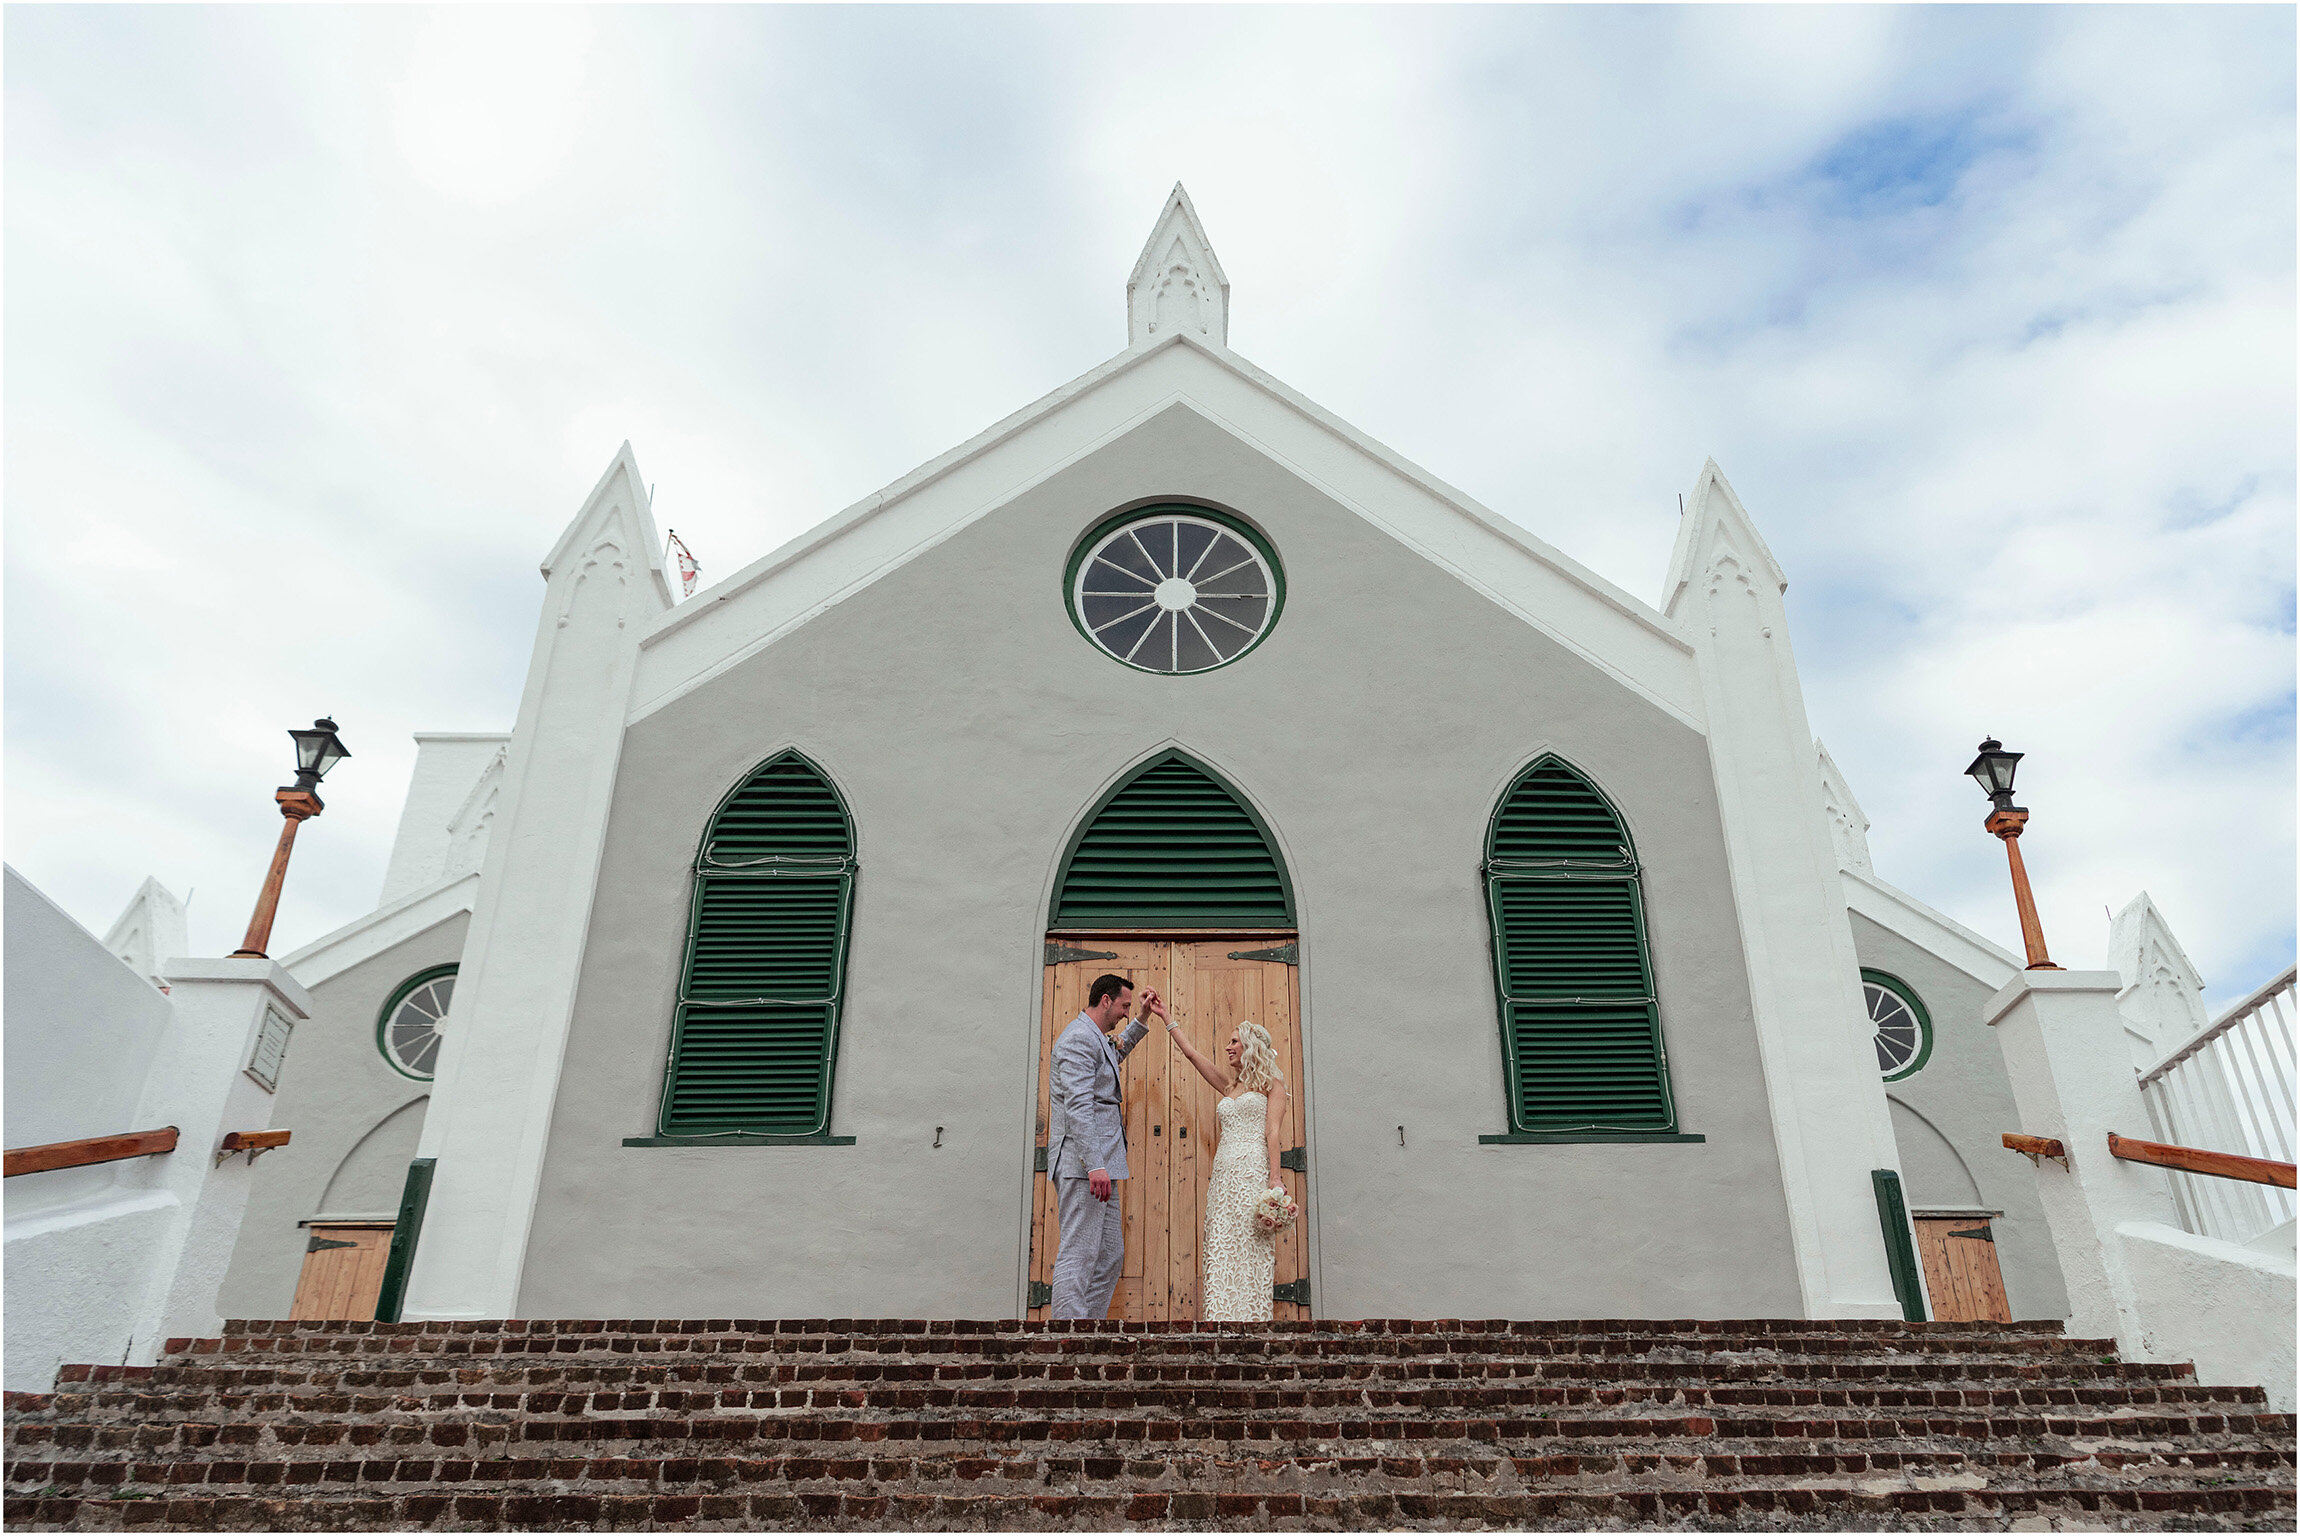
[1052,753,1292,929]
[658,752,856,1136]
[1485,757,1676,1133]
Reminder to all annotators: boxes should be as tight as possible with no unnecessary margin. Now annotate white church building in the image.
[17,189,2288,1380]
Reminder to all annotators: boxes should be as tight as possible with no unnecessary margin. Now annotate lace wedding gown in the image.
[1201,1091,1275,1322]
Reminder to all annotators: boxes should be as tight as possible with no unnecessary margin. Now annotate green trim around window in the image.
[375,965,458,1082]
[1483,756,1681,1136]
[1479,1132,1706,1144]
[1049,748,1295,930]
[1063,502,1286,675]
[623,1134,855,1147]
[653,751,858,1140]
[1865,968,1935,1083]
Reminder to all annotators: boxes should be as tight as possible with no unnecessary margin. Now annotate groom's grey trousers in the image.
[1052,1178,1126,1321]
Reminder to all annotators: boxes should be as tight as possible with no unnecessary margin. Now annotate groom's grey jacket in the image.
[1047,1013,1150,1179]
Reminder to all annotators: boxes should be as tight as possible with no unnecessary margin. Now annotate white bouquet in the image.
[1252,1186,1299,1235]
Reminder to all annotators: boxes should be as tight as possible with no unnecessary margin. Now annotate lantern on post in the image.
[228,717,350,960]
[1965,737,2060,971]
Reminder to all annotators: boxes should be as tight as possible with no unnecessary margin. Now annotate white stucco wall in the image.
[5,866,186,1386]
[217,910,467,1319]
[513,404,1805,1322]
[2118,1219,2296,1412]
[1850,910,2068,1320]
[5,865,176,1204]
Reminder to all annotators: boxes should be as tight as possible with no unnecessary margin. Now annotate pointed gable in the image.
[1127,183,1230,348]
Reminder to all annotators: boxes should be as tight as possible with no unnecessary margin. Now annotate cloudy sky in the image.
[7,5,2292,1009]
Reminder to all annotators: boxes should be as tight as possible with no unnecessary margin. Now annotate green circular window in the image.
[377,965,456,1081]
[1065,504,1284,674]
[1865,969,1932,1082]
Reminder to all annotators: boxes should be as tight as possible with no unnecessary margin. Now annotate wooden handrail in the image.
[2002,1132,2066,1160]
[2108,1132,2296,1190]
[3,1127,180,1178]
[216,1130,292,1165]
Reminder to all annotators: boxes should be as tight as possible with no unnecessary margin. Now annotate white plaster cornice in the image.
[278,873,480,990]
[1842,868,2021,986]
[627,333,1698,730]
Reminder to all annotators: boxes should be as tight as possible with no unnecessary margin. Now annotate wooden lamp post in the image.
[1965,737,2061,971]
[228,717,350,960]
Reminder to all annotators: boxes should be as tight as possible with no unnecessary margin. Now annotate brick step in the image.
[12,1444,2296,1496]
[98,1353,2211,1393]
[12,1408,2294,1461]
[8,1483,2296,1532]
[159,1329,2118,1366]
[13,1321,2289,1530]
[210,1317,2077,1340]
[141,1339,2138,1375]
[12,1379,2266,1429]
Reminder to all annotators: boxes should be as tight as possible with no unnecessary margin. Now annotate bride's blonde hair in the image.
[1232,1020,1281,1096]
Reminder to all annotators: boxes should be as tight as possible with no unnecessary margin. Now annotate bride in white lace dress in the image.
[1164,1017,1291,1322]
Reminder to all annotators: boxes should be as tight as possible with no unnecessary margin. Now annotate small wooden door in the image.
[1913,1216,2012,1322]
[289,1224,394,1320]
[1030,937,1308,1322]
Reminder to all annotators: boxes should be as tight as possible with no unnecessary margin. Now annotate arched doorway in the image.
[1029,751,1309,1322]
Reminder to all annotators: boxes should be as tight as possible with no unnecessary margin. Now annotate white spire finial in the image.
[1126,183,1229,349]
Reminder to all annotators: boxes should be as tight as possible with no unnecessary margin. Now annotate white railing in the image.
[2137,965,2296,1243]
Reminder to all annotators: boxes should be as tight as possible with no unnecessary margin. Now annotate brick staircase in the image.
[5,1318,2292,1530]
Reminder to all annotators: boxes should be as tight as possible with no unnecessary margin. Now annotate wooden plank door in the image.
[1179,942,1309,1321]
[1913,1217,2013,1322]
[289,1224,395,1320]
[1030,938,1308,1323]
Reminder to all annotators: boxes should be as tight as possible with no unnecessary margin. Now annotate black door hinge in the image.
[1228,943,1298,965]
[1278,1147,1305,1172]
[307,1235,358,1253]
[1046,943,1120,966]
[1272,1279,1310,1306]
[1027,1281,1052,1309]
[1947,1226,1995,1243]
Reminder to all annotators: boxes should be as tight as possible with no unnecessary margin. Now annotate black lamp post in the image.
[1965,737,2059,971]
[229,717,350,960]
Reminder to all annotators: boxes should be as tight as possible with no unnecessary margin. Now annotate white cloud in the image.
[5,6,2290,1010]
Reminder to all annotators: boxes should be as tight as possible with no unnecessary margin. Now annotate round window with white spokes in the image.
[1866,970,1933,1082]
[378,966,455,1081]
[1066,506,1283,674]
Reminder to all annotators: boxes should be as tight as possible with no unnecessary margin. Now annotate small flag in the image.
[666,529,699,599]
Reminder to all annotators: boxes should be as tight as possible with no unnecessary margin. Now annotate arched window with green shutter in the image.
[655,751,857,1139]
[1051,751,1292,930]
[1483,756,1681,1138]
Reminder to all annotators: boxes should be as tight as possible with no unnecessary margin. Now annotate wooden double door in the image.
[1030,937,1308,1322]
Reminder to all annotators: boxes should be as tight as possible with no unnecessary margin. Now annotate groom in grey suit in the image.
[1046,973,1166,1320]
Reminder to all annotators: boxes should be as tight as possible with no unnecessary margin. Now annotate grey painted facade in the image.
[520,404,1805,1319]
[1851,911,2069,1320]
[216,912,465,1318]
